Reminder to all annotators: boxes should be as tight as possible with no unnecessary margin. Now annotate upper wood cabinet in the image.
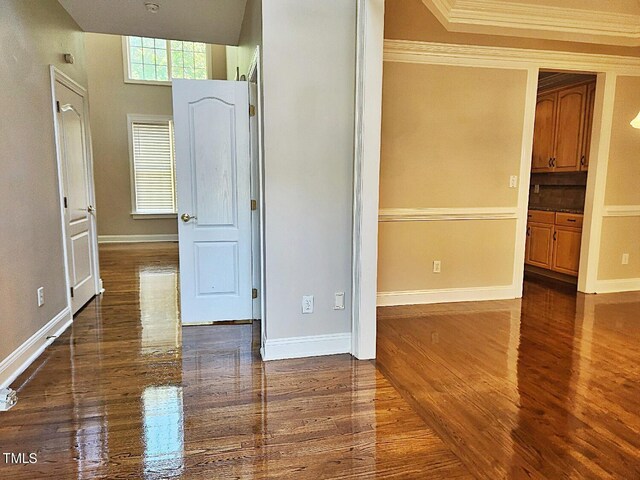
[532,93,557,172]
[531,81,595,173]
[581,82,596,171]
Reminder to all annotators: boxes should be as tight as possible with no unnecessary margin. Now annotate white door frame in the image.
[351,1,640,359]
[247,47,267,351]
[49,65,101,313]
[351,0,385,360]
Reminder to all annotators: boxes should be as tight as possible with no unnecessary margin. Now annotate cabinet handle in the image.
[527,227,531,236]
[580,155,586,166]
[552,157,556,167]
[567,219,576,223]
[553,232,557,241]
[548,157,553,167]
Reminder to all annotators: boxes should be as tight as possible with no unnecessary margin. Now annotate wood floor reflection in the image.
[0,243,470,480]
[377,278,640,479]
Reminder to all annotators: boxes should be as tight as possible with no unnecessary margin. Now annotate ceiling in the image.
[422,0,640,46]
[58,0,248,46]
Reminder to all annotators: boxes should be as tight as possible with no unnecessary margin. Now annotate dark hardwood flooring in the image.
[377,278,640,479]
[1,243,639,478]
[0,243,469,479]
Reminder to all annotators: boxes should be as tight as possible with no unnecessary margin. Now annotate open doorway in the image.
[524,71,597,291]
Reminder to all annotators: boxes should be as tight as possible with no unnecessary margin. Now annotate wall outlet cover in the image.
[302,295,314,314]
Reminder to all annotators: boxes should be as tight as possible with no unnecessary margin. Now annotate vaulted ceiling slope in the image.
[58,0,248,45]
[422,0,640,46]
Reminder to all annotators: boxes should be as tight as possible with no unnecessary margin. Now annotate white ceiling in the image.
[58,0,248,46]
[422,0,640,46]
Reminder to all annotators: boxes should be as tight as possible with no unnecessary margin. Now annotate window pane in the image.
[127,36,169,83]
[131,63,144,80]
[157,66,168,81]
[168,40,208,80]
[143,64,157,80]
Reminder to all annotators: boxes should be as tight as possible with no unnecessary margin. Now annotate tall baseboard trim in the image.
[0,307,72,389]
[261,333,352,361]
[377,285,517,307]
[594,278,640,294]
[98,234,178,244]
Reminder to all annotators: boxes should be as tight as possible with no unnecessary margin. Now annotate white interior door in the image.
[55,79,98,314]
[173,79,253,324]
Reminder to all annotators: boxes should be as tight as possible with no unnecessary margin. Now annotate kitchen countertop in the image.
[529,206,584,215]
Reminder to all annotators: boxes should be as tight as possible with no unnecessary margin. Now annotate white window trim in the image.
[121,36,213,86]
[127,114,177,218]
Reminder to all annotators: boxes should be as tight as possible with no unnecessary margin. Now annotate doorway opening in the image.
[524,70,597,292]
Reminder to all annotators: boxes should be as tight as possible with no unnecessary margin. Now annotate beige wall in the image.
[597,76,640,281]
[386,0,640,57]
[262,0,355,339]
[237,0,262,77]
[605,76,640,206]
[378,62,527,293]
[378,220,517,291]
[0,0,86,361]
[380,63,526,209]
[85,34,227,237]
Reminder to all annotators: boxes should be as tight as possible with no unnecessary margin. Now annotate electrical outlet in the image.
[334,292,345,310]
[622,253,630,265]
[302,295,314,314]
[509,175,518,188]
[433,260,441,273]
[37,287,44,307]
[534,184,540,194]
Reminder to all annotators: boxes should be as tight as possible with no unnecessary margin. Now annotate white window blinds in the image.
[131,120,176,214]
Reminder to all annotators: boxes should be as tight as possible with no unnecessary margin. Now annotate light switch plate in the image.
[302,295,314,314]
[622,253,630,265]
[334,292,345,310]
[433,260,441,273]
[509,175,518,188]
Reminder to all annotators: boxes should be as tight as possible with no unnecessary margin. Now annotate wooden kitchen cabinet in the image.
[525,211,583,277]
[525,222,554,269]
[532,92,557,172]
[581,81,596,171]
[531,82,594,173]
[552,226,582,276]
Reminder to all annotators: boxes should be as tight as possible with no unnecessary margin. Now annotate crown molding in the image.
[384,39,640,74]
[422,0,640,47]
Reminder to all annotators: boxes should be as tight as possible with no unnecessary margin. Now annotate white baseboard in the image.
[98,234,178,244]
[377,285,518,307]
[0,307,72,389]
[594,278,640,294]
[261,332,352,361]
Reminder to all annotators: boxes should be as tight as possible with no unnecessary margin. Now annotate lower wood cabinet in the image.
[525,211,583,277]
[552,226,582,276]
[525,223,554,269]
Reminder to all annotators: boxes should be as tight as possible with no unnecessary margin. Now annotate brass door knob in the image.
[181,213,196,223]
[87,205,95,213]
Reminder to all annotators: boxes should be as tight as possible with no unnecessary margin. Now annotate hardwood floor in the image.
[2,244,639,478]
[0,243,470,480]
[377,278,640,479]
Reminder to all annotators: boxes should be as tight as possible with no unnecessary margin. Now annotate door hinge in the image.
[63,196,68,209]
[249,104,256,117]
[56,101,61,113]
[252,288,258,299]
[70,287,74,298]
[251,199,257,211]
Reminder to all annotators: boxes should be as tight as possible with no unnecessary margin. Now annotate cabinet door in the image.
[555,84,587,172]
[525,223,554,269]
[552,226,582,276]
[532,92,557,172]
[581,82,596,171]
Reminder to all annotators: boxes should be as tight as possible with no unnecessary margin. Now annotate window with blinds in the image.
[129,117,176,215]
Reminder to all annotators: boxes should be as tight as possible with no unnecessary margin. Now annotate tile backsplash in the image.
[528,172,587,213]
